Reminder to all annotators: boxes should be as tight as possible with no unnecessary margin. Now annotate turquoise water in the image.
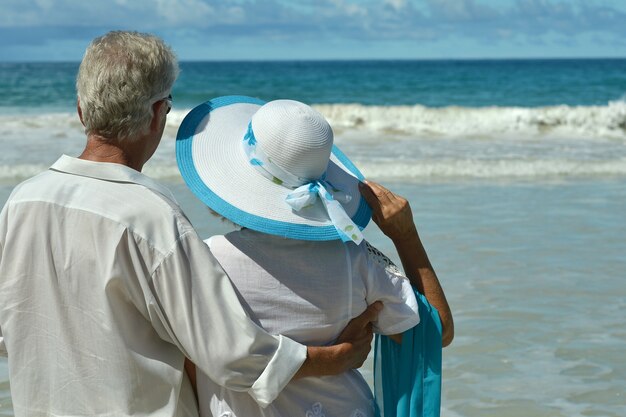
[0,59,625,416]
[1,59,625,111]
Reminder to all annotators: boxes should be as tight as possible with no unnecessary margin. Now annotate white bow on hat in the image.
[242,105,364,244]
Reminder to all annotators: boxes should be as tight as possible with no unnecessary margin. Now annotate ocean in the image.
[0,59,625,416]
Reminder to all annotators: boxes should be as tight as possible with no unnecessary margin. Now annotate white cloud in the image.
[34,0,54,10]
[327,0,368,17]
[155,0,215,26]
[384,0,407,11]
[425,0,498,21]
[1,0,625,59]
[224,6,246,23]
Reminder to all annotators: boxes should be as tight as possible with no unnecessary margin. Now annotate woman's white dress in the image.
[198,229,420,417]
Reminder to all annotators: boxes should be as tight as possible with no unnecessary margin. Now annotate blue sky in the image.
[1,0,625,61]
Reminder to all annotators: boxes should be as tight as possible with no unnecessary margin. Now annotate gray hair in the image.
[76,31,179,142]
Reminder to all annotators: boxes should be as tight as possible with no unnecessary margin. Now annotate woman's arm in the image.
[359,180,454,347]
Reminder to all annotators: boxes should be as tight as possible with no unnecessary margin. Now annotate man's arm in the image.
[293,301,382,378]
[153,231,383,406]
[359,180,454,347]
[184,300,381,404]
[185,301,382,388]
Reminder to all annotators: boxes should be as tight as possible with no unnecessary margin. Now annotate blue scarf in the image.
[374,288,443,417]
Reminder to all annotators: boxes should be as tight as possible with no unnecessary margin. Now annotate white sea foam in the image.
[356,158,626,180]
[0,164,49,184]
[2,102,625,142]
[314,101,626,139]
[4,158,625,184]
[1,104,625,183]
[0,112,84,139]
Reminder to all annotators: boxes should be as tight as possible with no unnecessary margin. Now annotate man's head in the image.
[76,31,179,142]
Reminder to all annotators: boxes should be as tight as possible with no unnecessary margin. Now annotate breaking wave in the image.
[3,159,626,184]
[1,102,625,184]
[2,101,625,141]
[313,101,626,139]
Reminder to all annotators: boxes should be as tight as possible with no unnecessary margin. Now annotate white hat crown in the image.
[176,95,371,242]
[250,100,333,180]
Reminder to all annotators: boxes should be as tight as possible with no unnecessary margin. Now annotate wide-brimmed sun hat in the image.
[176,95,371,243]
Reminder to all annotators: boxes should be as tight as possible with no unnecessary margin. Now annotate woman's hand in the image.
[358,180,418,243]
[359,179,454,347]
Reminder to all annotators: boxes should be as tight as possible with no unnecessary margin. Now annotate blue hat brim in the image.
[176,95,371,241]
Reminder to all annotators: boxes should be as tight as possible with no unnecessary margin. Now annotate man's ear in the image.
[150,100,165,132]
[77,98,85,126]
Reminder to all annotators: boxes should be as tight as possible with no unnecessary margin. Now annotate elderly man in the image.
[0,31,379,416]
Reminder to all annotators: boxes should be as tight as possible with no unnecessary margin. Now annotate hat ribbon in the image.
[243,122,364,244]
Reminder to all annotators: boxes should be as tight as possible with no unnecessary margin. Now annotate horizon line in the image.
[2,56,626,65]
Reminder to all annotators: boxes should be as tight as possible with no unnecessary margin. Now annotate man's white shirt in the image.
[0,155,306,417]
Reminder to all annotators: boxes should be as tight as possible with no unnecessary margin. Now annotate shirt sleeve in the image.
[0,325,6,357]
[0,205,6,357]
[360,241,420,335]
[147,231,307,407]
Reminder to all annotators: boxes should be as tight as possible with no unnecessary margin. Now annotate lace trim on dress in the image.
[305,402,325,417]
[304,402,367,417]
[365,242,402,275]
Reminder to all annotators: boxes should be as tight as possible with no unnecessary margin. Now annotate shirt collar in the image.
[49,155,178,204]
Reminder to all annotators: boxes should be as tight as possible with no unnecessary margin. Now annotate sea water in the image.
[0,60,625,417]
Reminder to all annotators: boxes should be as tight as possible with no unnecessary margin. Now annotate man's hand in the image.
[358,180,417,242]
[294,301,383,379]
[334,300,383,370]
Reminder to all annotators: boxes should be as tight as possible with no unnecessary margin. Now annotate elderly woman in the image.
[177,96,453,417]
